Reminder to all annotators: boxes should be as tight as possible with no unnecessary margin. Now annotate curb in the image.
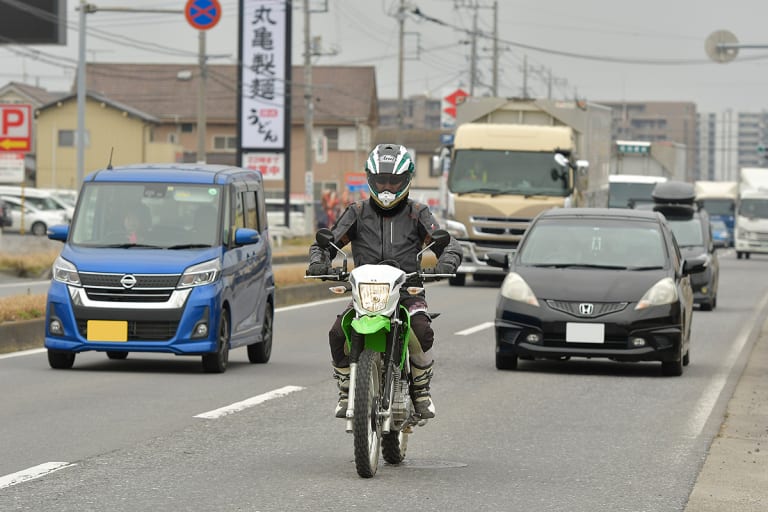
[0,282,335,355]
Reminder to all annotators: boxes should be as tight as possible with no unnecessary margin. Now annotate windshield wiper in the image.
[530,263,629,269]
[626,265,664,270]
[101,243,161,249]
[166,243,212,250]
[457,188,500,195]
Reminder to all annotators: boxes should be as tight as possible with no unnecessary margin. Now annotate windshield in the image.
[519,218,667,268]
[739,198,768,219]
[448,149,569,196]
[608,182,657,208]
[70,182,224,248]
[666,217,704,247]
[698,199,734,217]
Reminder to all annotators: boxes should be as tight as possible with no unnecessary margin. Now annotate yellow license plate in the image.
[87,320,128,342]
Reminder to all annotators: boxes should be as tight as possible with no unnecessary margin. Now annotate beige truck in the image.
[436,97,612,286]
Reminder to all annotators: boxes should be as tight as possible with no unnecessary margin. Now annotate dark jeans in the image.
[329,295,434,367]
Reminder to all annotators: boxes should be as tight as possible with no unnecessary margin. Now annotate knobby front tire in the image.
[353,349,382,478]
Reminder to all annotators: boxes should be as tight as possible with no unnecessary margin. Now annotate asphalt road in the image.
[0,251,765,511]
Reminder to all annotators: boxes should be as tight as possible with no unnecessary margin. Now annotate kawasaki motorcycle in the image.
[307,228,453,478]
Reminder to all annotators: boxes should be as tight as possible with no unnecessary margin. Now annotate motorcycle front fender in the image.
[350,315,390,353]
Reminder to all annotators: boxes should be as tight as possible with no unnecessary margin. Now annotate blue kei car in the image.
[45,164,275,373]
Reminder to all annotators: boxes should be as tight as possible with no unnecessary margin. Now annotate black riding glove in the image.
[307,261,330,276]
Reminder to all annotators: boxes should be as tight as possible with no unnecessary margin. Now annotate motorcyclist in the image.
[307,143,463,419]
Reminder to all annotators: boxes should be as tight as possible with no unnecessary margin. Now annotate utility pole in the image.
[469,6,478,96]
[397,0,405,140]
[303,0,315,234]
[491,1,498,96]
[197,31,206,163]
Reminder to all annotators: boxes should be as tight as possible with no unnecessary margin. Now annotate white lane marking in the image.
[456,322,494,336]
[194,385,305,419]
[0,462,74,490]
[686,289,768,439]
[277,296,348,312]
[0,348,46,360]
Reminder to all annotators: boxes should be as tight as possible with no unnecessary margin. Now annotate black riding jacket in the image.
[309,197,463,286]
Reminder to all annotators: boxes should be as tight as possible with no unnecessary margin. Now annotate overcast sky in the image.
[2,0,768,113]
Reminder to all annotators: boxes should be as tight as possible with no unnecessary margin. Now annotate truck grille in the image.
[470,216,529,237]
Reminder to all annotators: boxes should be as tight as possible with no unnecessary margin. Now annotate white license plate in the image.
[566,323,604,343]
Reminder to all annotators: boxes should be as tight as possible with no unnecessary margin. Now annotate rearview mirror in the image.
[486,252,509,270]
[431,229,451,249]
[315,228,334,248]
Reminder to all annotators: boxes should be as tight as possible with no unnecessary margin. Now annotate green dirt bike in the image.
[307,228,453,478]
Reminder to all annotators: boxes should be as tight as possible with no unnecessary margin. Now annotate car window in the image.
[519,218,667,268]
[666,217,704,247]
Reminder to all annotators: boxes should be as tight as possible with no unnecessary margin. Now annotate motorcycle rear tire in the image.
[353,349,383,478]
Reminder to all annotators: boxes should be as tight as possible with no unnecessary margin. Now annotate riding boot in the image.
[332,365,350,418]
[411,361,436,419]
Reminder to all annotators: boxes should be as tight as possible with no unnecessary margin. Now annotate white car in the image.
[0,195,68,236]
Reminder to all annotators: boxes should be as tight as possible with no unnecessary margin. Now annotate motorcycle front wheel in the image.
[353,349,383,478]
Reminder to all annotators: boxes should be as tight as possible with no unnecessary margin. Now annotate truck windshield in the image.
[739,198,768,219]
[448,150,568,196]
[608,182,657,208]
[70,182,224,248]
[698,199,735,217]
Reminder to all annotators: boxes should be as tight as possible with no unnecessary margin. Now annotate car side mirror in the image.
[683,255,707,276]
[486,252,509,270]
[431,229,451,249]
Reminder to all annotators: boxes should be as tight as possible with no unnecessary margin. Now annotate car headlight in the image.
[52,255,81,286]
[178,258,221,288]
[444,219,468,239]
[358,283,390,312]
[635,277,678,310]
[499,272,539,307]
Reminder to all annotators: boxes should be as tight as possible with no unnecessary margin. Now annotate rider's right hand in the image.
[307,261,330,276]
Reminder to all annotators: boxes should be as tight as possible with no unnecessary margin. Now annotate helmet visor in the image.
[369,173,410,193]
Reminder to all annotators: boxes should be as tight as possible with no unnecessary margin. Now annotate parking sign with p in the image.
[0,104,31,152]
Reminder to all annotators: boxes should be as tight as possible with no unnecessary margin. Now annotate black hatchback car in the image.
[487,208,706,376]
[652,181,720,311]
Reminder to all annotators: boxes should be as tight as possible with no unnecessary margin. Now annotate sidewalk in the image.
[685,316,768,510]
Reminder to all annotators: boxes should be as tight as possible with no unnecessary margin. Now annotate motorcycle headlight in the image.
[52,255,81,286]
[499,272,539,307]
[635,277,678,310]
[358,283,390,312]
[178,258,221,288]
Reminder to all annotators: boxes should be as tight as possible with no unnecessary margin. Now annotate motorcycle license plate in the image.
[87,320,128,342]
[566,323,604,344]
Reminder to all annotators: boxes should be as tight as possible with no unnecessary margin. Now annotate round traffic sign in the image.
[185,0,221,31]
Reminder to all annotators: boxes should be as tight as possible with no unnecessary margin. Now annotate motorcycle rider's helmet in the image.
[365,144,414,209]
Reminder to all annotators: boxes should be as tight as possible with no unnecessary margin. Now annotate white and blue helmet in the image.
[365,144,415,209]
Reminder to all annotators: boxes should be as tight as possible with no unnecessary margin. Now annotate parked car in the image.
[652,181,720,311]
[0,197,11,229]
[44,163,275,373]
[710,218,733,248]
[0,195,68,236]
[487,208,706,376]
[0,186,74,221]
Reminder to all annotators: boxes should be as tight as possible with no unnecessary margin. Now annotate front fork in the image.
[344,319,404,433]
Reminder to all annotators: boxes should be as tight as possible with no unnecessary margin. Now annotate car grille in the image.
[79,272,180,303]
[76,320,179,341]
[546,300,628,318]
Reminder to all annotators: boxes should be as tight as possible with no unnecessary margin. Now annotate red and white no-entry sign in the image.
[0,104,32,152]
